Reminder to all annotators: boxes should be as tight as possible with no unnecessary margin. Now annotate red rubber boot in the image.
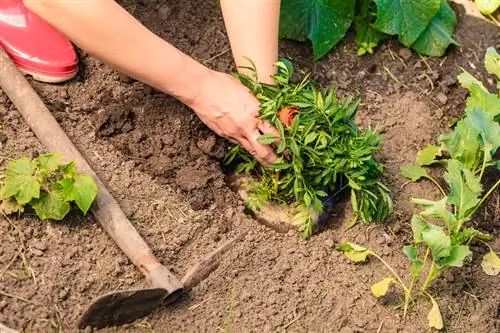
[0,0,78,83]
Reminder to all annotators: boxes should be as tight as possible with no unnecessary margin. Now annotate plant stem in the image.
[469,178,500,218]
[478,149,488,182]
[425,176,446,197]
[371,252,409,294]
[421,260,440,292]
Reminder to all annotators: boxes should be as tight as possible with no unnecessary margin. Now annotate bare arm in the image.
[23,0,277,164]
[220,0,281,84]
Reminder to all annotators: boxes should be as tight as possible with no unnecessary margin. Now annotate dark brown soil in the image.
[1,1,499,332]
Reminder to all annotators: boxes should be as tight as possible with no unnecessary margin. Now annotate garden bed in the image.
[0,0,498,332]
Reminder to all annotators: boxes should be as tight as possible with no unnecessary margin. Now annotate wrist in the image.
[157,54,212,107]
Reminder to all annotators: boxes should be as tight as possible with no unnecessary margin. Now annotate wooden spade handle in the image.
[0,47,183,296]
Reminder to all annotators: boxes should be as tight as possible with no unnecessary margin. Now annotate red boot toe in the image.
[0,0,78,83]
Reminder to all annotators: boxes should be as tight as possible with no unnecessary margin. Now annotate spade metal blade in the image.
[77,288,168,329]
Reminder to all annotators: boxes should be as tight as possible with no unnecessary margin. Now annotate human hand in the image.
[186,70,278,165]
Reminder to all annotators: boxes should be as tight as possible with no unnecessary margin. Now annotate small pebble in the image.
[31,248,44,257]
[436,92,448,105]
[324,238,335,248]
[398,48,412,60]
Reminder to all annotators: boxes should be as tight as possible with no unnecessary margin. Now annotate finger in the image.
[257,119,280,138]
[246,130,278,166]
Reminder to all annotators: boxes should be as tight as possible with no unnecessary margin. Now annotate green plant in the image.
[339,48,500,330]
[279,0,458,60]
[225,60,393,237]
[0,153,98,220]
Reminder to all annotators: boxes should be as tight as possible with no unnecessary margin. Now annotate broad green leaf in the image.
[458,72,500,117]
[416,144,441,166]
[400,164,429,181]
[422,228,452,261]
[257,134,279,145]
[439,119,481,170]
[411,0,459,57]
[31,191,70,221]
[484,47,500,78]
[35,153,63,172]
[475,0,500,15]
[427,297,444,330]
[403,245,424,278]
[371,277,395,297]
[279,0,355,60]
[53,178,74,201]
[373,0,441,47]
[60,161,77,179]
[337,242,372,262]
[467,108,500,158]
[443,159,481,218]
[481,250,500,276]
[411,214,429,243]
[67,174,98,214]
[440,245,471,268]
[412,197,458,232]
[0,158,40,205]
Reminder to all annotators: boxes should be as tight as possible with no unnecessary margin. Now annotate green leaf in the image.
[354,0,389,55]
[458,72,500,118]
[484,47,500,79]
[440,245,471,268]
[439,118,481,170]
[53,178,75,201]
[279,0,355,60]
[0,158,40,205]
[475,0,500,15]
[467,108,500,159]
[371,277,395,297]
[400,164,429,181]
[422,228,452,261]
[60,161,77,179]
[403,245,424,278]
[373,0,441,47]
[66,174,98,214]
[481,250,500,276]
[35,153,63,172]
[452,227,491,245]
[443,159,481,218]
[427,296,444,330]
[412,197,458,233]
[416,144,441,166]
[337,242,372,262]
[257,134,279,145]
[410,0,459,57]
[31,191,70,221]
[411,214,429,243]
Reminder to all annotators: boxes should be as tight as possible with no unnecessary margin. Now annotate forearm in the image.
[23,0,209,104]
[220,0,280,84]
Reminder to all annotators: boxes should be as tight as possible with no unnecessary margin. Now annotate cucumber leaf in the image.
[373,0,441,47]
[279,0,355,60]
[410,0,459,57]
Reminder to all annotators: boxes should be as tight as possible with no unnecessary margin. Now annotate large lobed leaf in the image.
[279,0,355,60]
[0,158,40,205]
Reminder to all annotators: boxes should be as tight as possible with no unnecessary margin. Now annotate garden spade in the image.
[0,46,243,328]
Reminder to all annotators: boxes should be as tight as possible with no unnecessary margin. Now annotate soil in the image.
[1,1,499,332]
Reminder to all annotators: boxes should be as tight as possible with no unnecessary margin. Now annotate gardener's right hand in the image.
[186,70,278,166]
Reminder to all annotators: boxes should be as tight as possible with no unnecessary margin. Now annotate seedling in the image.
[226,59,393,237]
[339,48,500,330]
[0,153,98,220]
